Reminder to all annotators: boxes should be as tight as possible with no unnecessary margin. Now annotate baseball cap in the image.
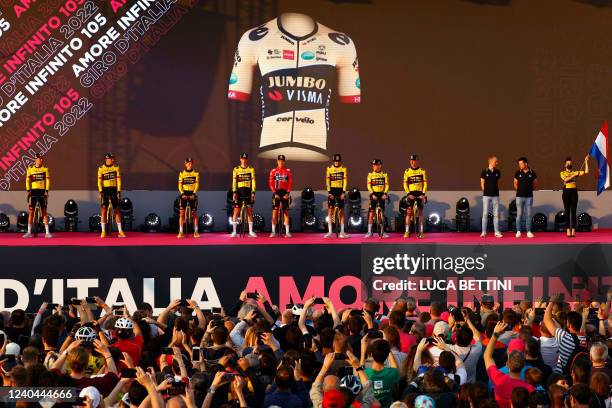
[5,342,20,356]
[508,338,525,354]
[185,157,193,163]
[240,153,248,159]
[333,154,342,162]
[80,386,101,408]
[433,321,449,337]
[322,389,348,408]
[371,159,382,165]
[410,154,418,161]
[277,154,286,160]
[104,153,114,159]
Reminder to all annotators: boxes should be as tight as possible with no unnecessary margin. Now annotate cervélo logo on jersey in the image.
[266,76,326,104]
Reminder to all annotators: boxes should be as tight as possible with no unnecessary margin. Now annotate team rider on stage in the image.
[177,158,200,238]
[97,153,126,238]
[365,159,390,238]
[403,154,428,239]
[23,153,52,238]
[269,155,293,238]
[325,153,349,238]
[231,153,257,238]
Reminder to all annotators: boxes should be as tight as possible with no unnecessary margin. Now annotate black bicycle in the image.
[274,194,292,237]
[331,196,342,238]
[374,200,385,238]
[32,199,42,238]
[238,200,248,238]
[183,199,193,238]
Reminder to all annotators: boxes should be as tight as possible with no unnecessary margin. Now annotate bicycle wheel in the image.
[412,204,419,235]
[107,203,113,236]
[240,204,248,238]
[333,205,341,238]
[277,204,284,237]
[184,204,191,238]
[33,203,41,238]
[376,207,384,238]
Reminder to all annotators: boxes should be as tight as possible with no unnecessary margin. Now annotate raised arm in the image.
[484,321,506,369]
[543,300,560,335]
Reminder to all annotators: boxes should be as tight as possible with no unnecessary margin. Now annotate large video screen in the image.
[0,0,610,192]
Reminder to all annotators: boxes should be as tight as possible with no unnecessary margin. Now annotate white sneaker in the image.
[364,232,373,238]
[515,231,521,238]
[248,232,257,238]
[285,231,292,238]
[339,232,349,239]
[494,232,503,238]
[381,233,389,238]
[324,232,333,238]
[269,232,277,238]
[230,232,237,238]
[526,231,534,238]
[22,232,32,238]
[480,232,486,238]
[45,233,53,239]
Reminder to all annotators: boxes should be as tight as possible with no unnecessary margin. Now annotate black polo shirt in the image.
[481,168,501,197]
[514,169,537,197]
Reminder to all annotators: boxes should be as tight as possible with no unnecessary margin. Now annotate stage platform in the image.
[0,231,610,313]
[1,231,611,246]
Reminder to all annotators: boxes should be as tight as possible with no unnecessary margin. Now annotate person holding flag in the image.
[559,156,589,237]
[589,121,610,196]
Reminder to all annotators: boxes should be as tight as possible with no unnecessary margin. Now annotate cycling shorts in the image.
[327,188,345,209]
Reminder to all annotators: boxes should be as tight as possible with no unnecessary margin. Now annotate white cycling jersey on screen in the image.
[228,14,361,161]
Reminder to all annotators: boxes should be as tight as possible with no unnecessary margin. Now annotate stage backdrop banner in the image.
[0,242,611,312]
[0,0,611,191]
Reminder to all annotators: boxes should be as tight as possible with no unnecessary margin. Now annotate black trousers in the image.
[562,188,578,229]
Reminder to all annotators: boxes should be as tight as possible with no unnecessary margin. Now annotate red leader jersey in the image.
[269,167,293,192]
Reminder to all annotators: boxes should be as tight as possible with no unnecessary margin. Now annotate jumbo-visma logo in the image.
[301,51,315,60]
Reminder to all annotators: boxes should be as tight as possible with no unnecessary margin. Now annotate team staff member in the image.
[325,153,349,239]
[403,154,428,239]
[177,158,200,238]
[365,159,389,238]
[513,157,538,238]
[560,156,589,237]
[480,155,502,238]
[23,153,52,238]
[231,153,257,238]
[269,155,292,238]
[97,153,126,238]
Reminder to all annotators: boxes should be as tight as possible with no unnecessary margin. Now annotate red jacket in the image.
[269,167,293,192]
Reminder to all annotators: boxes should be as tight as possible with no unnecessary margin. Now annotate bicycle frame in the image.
[184,200,192,238]
[375,201,385,238]
[32,201,41,238]
[332,197,342,237]
[239,201,248,238]
[276,199,285,237]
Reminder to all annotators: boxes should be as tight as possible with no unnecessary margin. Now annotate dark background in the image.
[2,0,611,191]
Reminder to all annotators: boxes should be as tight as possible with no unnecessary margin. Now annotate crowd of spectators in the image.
[0,291,611,408]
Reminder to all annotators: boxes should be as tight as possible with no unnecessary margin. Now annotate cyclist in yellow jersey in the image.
[23,153,52,238]
[231,153,257,237]
[324,153,349,238]
[365,159,389,238]
[177,158,200,238]
[97,153,125,238]
[560,156,589,237]
[403,154,428,238]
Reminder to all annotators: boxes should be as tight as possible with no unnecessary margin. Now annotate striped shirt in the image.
[554,328,586,373]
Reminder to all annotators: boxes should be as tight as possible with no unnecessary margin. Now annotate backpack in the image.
[563,333,589,375]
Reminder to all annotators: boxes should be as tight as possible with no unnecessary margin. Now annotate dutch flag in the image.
[589,121,610,195]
